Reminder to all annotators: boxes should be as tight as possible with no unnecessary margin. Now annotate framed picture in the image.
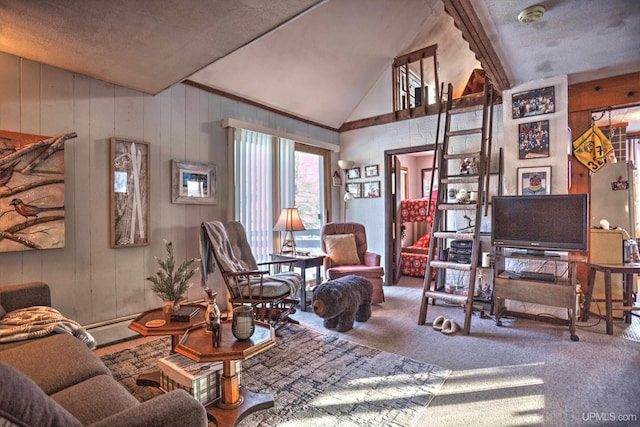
[0,130,74,253]
[171,160,217,205]
[346,182,362,198]
[332,171,342,186]
[421,168,438,198]
[110,137,150,248]
[347,167,361,180]
[517,166,551,196]
[364,165,379,177]
[363,181,381,198]
[519,120,550,159]
[511,85,555,119]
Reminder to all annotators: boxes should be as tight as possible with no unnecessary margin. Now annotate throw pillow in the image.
[323,234,360,266]
[0,361,83,427]
[414,234,431,248]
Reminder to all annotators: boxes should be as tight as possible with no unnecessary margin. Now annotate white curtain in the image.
[234,128,295,260]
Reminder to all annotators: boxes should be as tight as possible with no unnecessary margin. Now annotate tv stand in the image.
[493,248,584,341]
[525,248,546,257]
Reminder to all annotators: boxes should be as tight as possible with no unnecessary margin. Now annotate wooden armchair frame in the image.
[200,221,300,331]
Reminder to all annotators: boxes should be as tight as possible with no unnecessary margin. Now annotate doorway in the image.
[591,105,640,238]
[293,146,329,255]
[384,144,436,285]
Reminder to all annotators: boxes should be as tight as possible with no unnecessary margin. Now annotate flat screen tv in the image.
[491,194,588,254]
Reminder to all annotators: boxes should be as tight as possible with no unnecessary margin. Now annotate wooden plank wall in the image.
[568,72,640,292]
[0,52,338,327]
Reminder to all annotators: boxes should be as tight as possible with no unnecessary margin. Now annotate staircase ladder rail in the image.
[426,82,445,216]
[418,80,495,335]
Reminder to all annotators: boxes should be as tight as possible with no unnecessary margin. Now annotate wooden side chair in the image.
[200,221,301,331]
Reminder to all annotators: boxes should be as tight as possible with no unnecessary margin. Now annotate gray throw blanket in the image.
[199,221,300,298]
[0,306,97,350]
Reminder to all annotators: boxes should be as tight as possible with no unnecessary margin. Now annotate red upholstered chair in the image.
[320,222,385,304]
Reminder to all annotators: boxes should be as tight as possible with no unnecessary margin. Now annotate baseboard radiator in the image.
[84,314,141,347]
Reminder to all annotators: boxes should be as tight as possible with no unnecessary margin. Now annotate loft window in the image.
[393,44,439,116]
[601,124,628,162]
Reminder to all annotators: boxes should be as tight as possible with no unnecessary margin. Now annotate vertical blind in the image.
[234,128,294,261]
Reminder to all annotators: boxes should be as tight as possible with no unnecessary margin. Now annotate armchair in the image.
[200,221,302,331]
[321,222,385,303]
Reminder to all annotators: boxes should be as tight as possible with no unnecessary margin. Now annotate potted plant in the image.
[146,240,199,314]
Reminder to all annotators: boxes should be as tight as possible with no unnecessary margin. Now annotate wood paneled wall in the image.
[568,72,640,196]
[0,52,338,326]
[568,72,640,290]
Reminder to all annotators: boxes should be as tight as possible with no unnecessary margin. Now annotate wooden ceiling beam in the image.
[183,80,340,133]
[442,0,510,91]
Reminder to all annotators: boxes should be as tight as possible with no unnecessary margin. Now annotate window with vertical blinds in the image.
[234,128,295,261]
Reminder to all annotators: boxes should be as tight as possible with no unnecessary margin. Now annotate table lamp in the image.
[274,207,306,254]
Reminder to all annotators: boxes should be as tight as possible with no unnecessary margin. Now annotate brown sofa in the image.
[0,282,207,427]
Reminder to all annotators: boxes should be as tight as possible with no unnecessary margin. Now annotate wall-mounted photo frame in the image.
[517,166,551,196]
[519,120,550,159]
[346,182,362,198]
[110,137,150,248]
[364,164,379,177]
[332,171,342,186]
[421,168,438,198]
[171,160,216,205]
[511,86,556,119]
[347,167,361,180]
[511,85,555,119]
[363,181,381,198]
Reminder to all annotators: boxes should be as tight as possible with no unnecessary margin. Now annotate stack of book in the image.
[170,305,200,322]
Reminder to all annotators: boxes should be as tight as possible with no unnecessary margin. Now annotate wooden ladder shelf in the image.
[417,80,496,335]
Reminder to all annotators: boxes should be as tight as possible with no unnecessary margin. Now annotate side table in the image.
[128,305,206,386]
[175,321,276,427]
[582,262,640,335]
[270,253,325,311]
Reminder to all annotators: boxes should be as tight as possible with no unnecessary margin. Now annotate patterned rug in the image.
[100,324,450,426]
[621,314,640,343]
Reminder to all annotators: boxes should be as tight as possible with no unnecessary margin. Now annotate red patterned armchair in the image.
[320,222,385,304]
[399,197,436,278]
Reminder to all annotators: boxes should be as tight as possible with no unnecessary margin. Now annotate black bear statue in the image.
[312,275,373,332]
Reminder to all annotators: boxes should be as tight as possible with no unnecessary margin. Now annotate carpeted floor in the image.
[100,324,450,427]
[98,277,639,426]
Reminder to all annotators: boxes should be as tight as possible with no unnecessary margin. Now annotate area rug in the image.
[621,315,640,343]
[100,324,450,426]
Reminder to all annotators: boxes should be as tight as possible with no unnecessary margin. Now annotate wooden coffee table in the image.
[175,321,276,427]
[128,305,206,387]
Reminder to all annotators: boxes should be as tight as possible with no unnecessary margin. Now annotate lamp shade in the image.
[337,159,354,170]
[274,208,306,231]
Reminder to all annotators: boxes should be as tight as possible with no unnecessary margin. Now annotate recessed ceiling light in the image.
[518,5,545,23]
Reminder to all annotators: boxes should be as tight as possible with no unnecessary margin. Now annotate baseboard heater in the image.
[84,314,141,347]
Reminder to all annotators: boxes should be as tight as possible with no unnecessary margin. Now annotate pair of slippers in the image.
[432,315,460,335]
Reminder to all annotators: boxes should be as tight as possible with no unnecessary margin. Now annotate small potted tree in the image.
[146,240,199,314]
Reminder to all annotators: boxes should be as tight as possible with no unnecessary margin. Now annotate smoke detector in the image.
[518,5,545,23]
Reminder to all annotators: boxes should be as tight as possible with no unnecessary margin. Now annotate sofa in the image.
[0,282,208,427]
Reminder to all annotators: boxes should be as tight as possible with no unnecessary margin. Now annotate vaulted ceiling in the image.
[0,0,639,130]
